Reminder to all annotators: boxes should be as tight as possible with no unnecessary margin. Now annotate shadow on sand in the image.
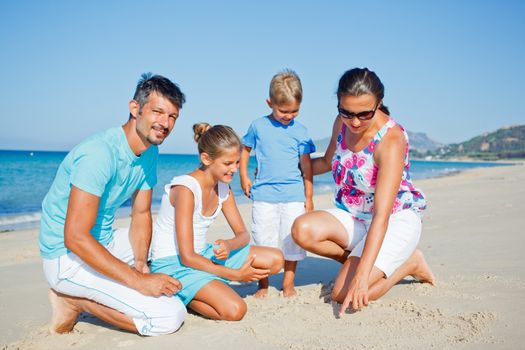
[231,256,342,298]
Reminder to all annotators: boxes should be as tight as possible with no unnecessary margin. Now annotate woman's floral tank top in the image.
[332,118,426,223]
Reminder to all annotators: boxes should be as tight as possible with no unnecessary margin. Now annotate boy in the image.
[240,70,315,297]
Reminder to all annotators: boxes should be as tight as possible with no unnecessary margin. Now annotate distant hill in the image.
[313,130,442,154]
[406,131,443,152]
[313,125,525,160]
[432,125,525,160]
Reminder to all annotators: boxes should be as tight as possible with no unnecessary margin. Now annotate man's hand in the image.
[134,272,182,297]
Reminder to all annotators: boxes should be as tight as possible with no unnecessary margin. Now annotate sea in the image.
[0,149,509,232]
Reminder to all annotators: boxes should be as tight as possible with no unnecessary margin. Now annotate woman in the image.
[292,68,435,315]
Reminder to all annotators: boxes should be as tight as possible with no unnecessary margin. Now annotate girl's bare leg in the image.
[188,280,247,321]
[249,246,283,298]
[249,245,284,274]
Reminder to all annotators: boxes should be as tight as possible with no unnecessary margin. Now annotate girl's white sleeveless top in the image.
[150,175,230,261]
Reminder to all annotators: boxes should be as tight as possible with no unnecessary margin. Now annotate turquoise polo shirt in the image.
[39,127,158,259]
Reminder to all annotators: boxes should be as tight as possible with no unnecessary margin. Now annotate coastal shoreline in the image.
[0,159,516,233]
[2,162,525,349]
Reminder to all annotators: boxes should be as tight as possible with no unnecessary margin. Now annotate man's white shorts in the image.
[42,228,186,336]
[252,201,306,261]
[324,208,422,277]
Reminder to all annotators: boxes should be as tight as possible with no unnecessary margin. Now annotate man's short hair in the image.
[133,73,185,113]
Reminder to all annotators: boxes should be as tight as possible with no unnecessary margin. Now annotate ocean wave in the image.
[431,167,459,173]
[415,167,460,179]
[0,212,41,231]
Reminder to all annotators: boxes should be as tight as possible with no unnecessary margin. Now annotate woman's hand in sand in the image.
[236,254,270,282]
[134,272,182,297]
[339,276,369,315]
[213,239,231,260]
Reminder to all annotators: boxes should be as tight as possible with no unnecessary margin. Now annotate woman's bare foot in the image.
[282,285,297,297]
[409,250,437,286]
[48,289,81,334]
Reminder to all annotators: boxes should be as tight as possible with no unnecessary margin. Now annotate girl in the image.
[292,68,436,316]
[150,123,283,321]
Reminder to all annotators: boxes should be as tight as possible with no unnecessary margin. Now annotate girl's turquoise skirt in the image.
[150,244,251,305]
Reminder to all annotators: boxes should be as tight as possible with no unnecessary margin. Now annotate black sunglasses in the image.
[338,101,380,121]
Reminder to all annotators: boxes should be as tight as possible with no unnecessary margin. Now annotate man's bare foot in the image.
[282,285,297,297]
[254,287,268,298]
[409,250,437,286]
[48,289,81,334]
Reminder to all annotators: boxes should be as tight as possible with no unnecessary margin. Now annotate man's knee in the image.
[162,314,186,334]
[164,300,187,333]
[144,299,187,335]
[168,304,187,332]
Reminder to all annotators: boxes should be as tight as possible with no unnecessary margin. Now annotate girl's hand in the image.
[236,254,270,282]
[339,275,369,316]
[213,239,231,260]
[134,260,150,273]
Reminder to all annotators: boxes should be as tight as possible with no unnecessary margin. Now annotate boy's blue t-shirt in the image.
[242,116,315,203]
[39,127,158,259]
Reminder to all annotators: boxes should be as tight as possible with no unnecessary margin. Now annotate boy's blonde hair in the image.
[269,69,303,105]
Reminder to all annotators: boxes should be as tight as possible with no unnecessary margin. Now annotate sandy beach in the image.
[1,162,524,350]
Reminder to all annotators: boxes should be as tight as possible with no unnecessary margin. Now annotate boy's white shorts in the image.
[252,201,306,261]
[324,208,422,277]
[42,228,186,336]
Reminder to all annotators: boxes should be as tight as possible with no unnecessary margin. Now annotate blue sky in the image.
[1,0,524,153]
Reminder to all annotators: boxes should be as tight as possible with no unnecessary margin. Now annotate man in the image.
[39,73,186,336]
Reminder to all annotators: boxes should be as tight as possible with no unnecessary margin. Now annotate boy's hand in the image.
[241,177,252,198]
[305,198,314,213]
[213,239,231,260]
